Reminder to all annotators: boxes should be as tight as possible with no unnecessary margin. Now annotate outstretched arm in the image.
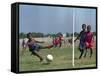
[35,40,44,43]
[74,31,81,42]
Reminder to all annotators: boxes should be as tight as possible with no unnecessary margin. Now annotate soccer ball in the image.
[46,54,53,62]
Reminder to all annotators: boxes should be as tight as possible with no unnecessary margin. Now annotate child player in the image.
[21,38,26,55]
[58,35,63,48]
[52,37,58,47]
[84,25,94,58]
[26,33,53,62]
[74,24,87,59]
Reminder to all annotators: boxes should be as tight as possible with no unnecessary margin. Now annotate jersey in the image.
[85,31,94,48]
[80,30,86,43]
[85,31,93,43]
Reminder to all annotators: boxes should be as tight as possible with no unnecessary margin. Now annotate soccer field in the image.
[19,44,96,71]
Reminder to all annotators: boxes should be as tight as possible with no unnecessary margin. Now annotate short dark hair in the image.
[82,24,86,27]
[27,32,32,38]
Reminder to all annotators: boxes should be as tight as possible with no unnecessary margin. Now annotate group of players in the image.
[21,24,94,61]
[52,35,62,48]
[75,24,94,59]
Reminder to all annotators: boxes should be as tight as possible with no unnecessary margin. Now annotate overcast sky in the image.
[19,5,96,34]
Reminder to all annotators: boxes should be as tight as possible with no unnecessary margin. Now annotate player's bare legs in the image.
[90,48,93,58]
[84,48,87,58]
[79,49,84,59]
[31,51,43,62]
[40,45,53,49]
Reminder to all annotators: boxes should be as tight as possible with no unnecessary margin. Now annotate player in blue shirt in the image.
[74,24,87,59]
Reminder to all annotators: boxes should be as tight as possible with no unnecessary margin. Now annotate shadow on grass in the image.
[42,62,51,65]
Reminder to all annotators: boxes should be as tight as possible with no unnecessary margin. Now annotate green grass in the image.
[19,45,96,71]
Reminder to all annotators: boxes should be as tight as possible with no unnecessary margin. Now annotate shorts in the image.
[29,44,43,52]
[85,42,93,48]
[79,41,86,50]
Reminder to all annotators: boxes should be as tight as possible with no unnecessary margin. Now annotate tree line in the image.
[19,32,96,38]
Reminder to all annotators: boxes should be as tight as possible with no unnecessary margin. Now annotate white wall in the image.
[0,0,100,76]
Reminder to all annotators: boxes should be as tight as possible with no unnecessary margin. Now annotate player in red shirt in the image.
[53,37,58,47]
[58,36,63,48]
[84,25,94,58]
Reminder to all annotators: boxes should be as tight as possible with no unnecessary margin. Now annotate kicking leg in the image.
[32,51,43,62]
[40,45,53,49]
